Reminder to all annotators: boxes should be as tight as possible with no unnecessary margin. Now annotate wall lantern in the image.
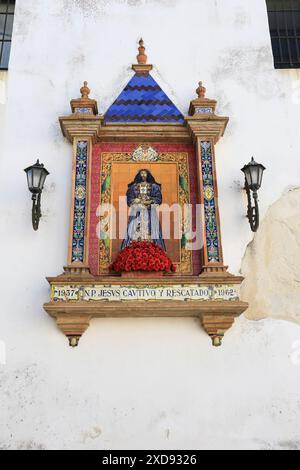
[241,157,266,232]
[24,160,50,231]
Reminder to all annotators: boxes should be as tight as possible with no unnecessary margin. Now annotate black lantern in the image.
[24,160,50,231]
[241,157,266,232]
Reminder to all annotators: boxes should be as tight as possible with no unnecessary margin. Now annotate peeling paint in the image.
[13,6,37,39]
[241,187,300,325]
[82,426,102,443]
[61,0,178,19]
[234,7,249,27]
[277,440,300,451]
[0,441,46,450]
[211,46,284,100]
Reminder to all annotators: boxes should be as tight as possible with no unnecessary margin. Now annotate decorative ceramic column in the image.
[186,82,245,344]
[186,82,229,275]
[46,83,101,346]
[65,82,98,276]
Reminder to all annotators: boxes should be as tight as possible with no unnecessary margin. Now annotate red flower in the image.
[110,242,176,274]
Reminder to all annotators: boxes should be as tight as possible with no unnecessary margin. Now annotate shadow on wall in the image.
[241,187,300,325]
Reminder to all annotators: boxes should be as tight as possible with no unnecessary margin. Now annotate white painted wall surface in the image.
[1,0,300,450]
[0,71,7,151]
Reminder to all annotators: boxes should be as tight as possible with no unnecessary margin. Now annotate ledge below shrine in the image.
[43,271,248,348]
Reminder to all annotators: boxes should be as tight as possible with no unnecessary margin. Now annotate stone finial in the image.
[80,81,90,99]
[196,81,206,99]
[188,80,217,116]
[137,38,147,65]
[70,80,98,115]
[132,38,153,73]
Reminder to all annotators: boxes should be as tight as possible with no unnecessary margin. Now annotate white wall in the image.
[0,71,7,150]
[1,0,300,450]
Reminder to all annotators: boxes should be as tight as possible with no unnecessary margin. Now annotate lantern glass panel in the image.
[249,165,260,190]
[243,166,253,188]
[39,168,48,189]
[26,167,33,189]
[258,165,264,188]
[32,166,43,190]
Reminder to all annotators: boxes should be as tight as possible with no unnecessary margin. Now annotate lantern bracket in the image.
[32,192,42,231]
[245,180,259,232]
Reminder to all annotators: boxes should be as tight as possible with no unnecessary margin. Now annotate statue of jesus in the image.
[121,169,166,251]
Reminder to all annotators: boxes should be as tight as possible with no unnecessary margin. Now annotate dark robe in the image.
[121,182,166,251]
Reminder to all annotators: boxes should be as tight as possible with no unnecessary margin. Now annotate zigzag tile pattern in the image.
[104,73,184,123]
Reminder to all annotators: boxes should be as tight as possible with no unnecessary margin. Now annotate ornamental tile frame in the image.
[44,40,249,348]
[98,147,192,274]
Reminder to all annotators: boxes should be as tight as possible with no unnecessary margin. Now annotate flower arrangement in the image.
[110,241,176,274]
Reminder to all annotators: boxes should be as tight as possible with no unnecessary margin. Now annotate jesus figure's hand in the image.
[143,200,152,207]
